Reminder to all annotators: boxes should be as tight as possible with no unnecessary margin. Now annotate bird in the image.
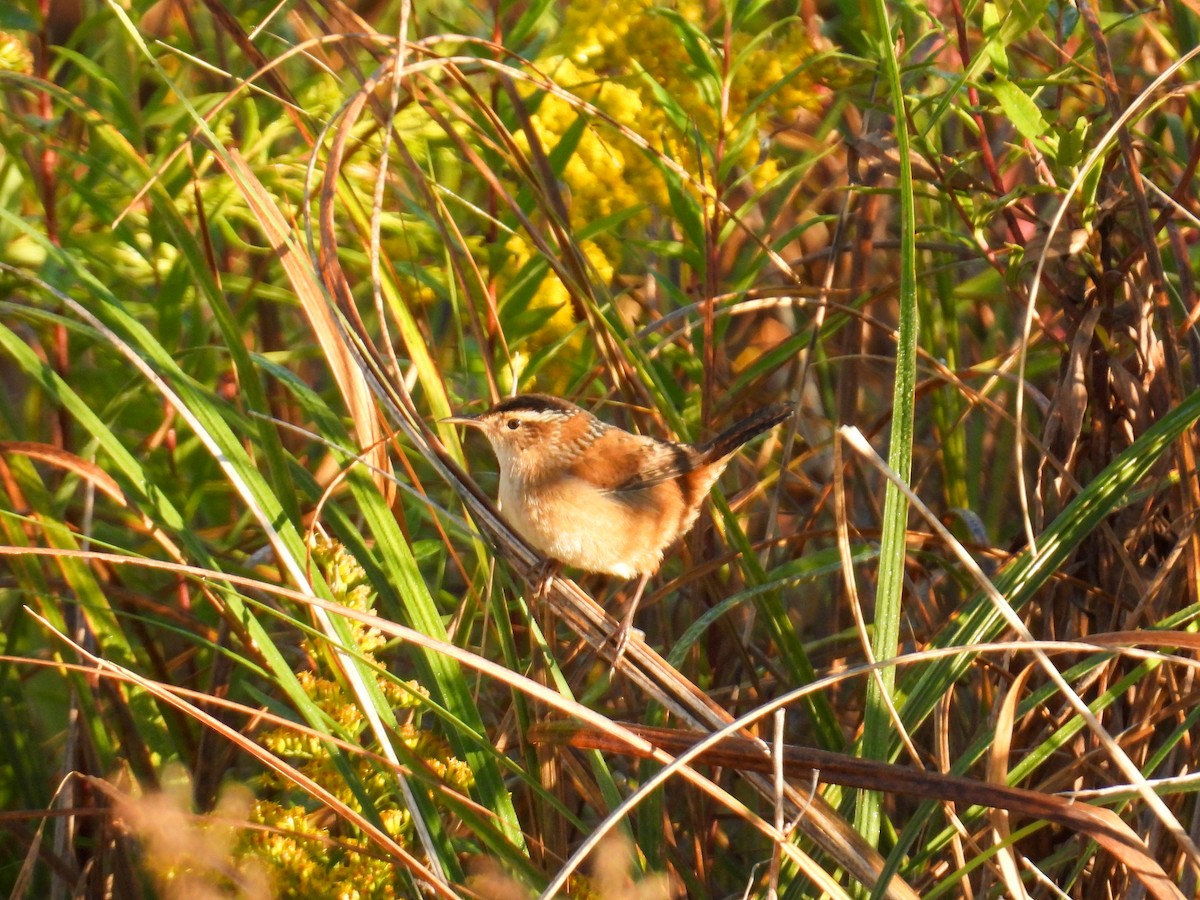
[446,393,792,660]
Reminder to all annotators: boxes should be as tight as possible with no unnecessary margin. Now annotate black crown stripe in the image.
[490,394,576,415]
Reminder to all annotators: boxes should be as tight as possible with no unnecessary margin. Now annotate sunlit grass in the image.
[1,0,1199,897]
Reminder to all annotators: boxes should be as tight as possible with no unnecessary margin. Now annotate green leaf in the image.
[856,0,920,852]
[987,76,1058,157]
[648,8,721,84]
[981,4,1008,76]
[1056,116,1089,169]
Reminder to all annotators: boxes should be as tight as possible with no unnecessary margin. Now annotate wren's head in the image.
[446,393,603,480]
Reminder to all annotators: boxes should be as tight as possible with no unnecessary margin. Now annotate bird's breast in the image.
[498,471,690,578]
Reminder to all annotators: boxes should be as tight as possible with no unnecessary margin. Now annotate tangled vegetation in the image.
[1,0,1199,896]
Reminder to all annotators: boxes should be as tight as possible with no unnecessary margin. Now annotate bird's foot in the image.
[608,572,651,666]
[530,558,560,599]
[608,621,645,666]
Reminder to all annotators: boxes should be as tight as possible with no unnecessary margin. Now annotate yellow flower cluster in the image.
[546,0,821,195]
[504,232,615,344]
[521,57,651,220]
[238,536,471,898]
[0,31,32,75]
[309,536,389,655]
[247,798,402,900]
[507,0,821,342]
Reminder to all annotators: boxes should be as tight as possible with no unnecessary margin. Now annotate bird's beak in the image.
[442,413,483,428]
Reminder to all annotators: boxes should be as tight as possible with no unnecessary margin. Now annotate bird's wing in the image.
[566,429,695,494]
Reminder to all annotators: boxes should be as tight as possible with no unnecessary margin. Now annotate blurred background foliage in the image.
[1,0,1199,897]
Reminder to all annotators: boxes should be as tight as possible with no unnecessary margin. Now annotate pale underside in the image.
[497,467,715,578]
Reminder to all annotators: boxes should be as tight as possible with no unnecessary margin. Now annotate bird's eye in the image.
[506,419,521,430]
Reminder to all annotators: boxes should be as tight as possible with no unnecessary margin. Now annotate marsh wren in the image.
[447,394,791,657]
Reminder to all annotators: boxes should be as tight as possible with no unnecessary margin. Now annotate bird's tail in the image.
[697,403,792,463]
